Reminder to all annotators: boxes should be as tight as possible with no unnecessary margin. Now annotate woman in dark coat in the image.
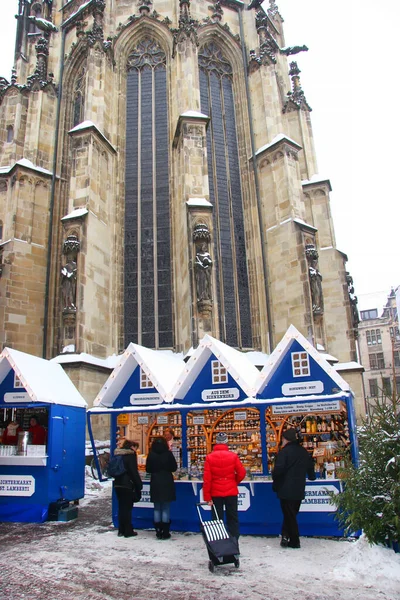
[113,440,143,538]
[146,436,177,539]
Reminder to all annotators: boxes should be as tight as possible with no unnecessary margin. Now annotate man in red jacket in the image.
[203,431,246,540]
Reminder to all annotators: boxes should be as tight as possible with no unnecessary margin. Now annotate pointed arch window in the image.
[124,38,173,349]
[73,67,86,128]
[199,42,252,348]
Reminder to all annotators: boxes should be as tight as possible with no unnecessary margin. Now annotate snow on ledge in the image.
[61,208,89,221]
[255,133,302,157]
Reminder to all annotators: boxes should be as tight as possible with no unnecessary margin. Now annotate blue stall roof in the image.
[256,325,350,399]
[0,347,87,407]
[93,343,185,408]
[170,334,260,402]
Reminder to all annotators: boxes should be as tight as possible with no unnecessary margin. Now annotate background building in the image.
[358,289,400,414]
[0,0,359,407]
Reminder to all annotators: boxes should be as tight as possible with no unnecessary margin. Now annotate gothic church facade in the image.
[0,0,359,375]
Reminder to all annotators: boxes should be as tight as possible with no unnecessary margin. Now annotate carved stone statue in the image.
[195,242,212,302]
[61,259,77,310]
[305,243,323,314]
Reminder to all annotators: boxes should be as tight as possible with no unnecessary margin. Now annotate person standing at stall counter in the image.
[272,428,316,549]
[28,415,46,445]
[146,436,177,540]
[113,440,143,538]
[203,431,246,541]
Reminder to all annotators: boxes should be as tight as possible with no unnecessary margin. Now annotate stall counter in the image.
[114,478,344,537]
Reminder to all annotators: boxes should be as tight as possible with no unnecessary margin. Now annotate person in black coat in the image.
[146,436,177,540]
[272,428,316,549]
[113,440,143,538]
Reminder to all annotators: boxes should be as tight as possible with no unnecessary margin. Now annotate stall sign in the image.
[234,411,247,421]
[4,392,30,403]
[199,485,250,511]
[117,414,130,426]
[299,485,339,512]
[130,393,161,405]
[272,401,340,415]
[193,416,205,425]
[0,475,35,497]
[136,484,153,508]
[138,416,149,425]
[281,381,324,396]
[157,415,168,424]
[201,388,240,402]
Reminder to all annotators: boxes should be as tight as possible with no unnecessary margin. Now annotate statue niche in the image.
[305,243,324,315]
[193,223,213,313]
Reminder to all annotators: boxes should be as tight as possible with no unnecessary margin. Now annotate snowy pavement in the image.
[0,481,399,600]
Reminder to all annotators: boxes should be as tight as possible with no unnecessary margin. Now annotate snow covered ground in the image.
[0,476,399,600]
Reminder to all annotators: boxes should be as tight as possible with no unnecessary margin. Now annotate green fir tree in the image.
[332,393,400,546]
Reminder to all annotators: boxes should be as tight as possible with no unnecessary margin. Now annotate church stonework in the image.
[0,1,358,375]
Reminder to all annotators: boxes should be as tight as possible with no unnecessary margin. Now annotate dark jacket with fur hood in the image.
[113,448,143,493]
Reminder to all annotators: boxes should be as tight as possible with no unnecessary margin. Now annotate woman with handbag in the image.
[146,436,177,539]
[113,440,143,538]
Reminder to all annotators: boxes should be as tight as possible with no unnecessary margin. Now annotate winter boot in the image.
[161,521,171,540]
[154,522,163,539]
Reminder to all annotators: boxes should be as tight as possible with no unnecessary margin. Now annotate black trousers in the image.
[280,499,302,544]
[212,495,240,540]
[115,487,135,535]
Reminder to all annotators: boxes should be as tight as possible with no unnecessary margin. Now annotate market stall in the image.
[88,326,359,536]
[0,348,87,522]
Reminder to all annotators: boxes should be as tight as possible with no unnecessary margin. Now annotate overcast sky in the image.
[0,0,398,313]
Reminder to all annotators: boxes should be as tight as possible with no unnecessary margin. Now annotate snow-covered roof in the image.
[0,348,87,407]
[0,158,52,177]
[245,351,269,368]
[170,335,261,401]
[319,352,339,364]
[61,208,89,221]
[94,344,185,407]
[256,324,350,393]
[334,361,364,372]
[180,111,209,120]
[302,174,332,191]
[186,198,212,208]
[51,352,119,370]
[255,134,302,157]
[68,120,116,153]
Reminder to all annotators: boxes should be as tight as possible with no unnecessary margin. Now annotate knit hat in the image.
[215,432,228,445]
[282,428,297,442]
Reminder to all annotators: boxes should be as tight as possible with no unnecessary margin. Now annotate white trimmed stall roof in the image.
[256,324,350,394]
[94,344,185,407]
[170,335,261,401]
[0,348,87,407]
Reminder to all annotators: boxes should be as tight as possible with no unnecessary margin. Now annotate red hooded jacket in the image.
[202,444,246,501]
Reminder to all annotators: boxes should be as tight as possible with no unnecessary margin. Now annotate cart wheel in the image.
[208,560,215,573]
[234,558,240,569]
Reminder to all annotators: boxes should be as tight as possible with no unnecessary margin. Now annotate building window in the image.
[73,67,86,127]
[382,377,391,396]
[390,326,400,341]
[369,352,385,370]
[360,309,378,320]
[396,377,400,394]
[369,378,378,397]
[291,352,310,377]
[6,125,13,143]
[211,360,228,384]
[0,221,3,240]
[140,368,153,389]
[394,351,400,368]
[199,42,252,348]
[14,373,23,388]
[366,329,382,345]
[124,39,173,349]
